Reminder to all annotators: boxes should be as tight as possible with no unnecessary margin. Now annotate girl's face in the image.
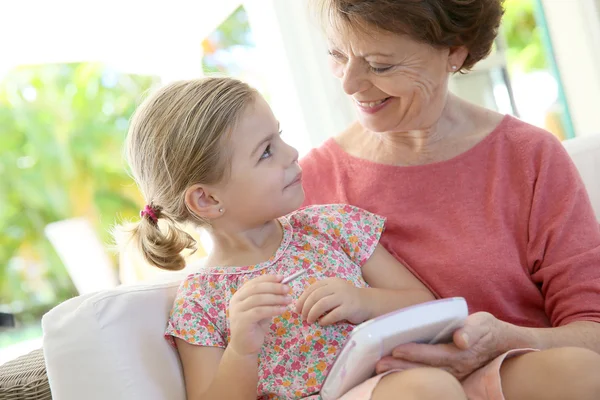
[211,95,305,228]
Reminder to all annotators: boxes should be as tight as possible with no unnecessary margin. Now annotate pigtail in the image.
[129,205,197,271]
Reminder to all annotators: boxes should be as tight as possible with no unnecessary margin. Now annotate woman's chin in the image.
[357,117,401,134]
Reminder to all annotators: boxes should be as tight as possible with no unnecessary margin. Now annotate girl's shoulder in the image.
[288,204,375,227]
[173,269,236,301]
[287,204,385,241]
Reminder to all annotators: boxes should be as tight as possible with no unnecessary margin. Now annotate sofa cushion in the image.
[42,278,186,400]
[563,134,600,221]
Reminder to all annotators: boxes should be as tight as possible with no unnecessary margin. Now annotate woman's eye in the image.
[260,145,272,160]
[328,50,347,62]
[370,65,392,73]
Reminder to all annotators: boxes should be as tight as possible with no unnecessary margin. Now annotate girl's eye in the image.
[370,65,393,73]
[260,144,273,160]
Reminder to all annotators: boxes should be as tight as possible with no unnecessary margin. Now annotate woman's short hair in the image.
[314,0,504,71]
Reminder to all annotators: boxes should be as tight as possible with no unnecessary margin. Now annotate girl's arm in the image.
[297,243,436,325]
[176,340,258,400]
[359,243,436,320]
[176,274,290,399]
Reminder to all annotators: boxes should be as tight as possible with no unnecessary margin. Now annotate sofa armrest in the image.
[0,347,51,399]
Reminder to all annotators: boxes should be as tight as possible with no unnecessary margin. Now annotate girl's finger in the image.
[317,305,345,326]
[296,281,326,312]
[238,293,293,311]
[300,286,333,320]
[245,305,288,322]
[306,294,339,323]
[236,282,289,300]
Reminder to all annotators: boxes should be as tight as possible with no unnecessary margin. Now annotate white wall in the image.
[540,0,600,137]
[245,0,356,149]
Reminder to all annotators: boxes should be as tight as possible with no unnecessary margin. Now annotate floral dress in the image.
[165,204,385,399]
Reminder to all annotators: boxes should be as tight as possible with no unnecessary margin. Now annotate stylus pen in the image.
[281,269,307,284]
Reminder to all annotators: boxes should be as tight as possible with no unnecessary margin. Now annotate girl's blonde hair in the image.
[122,77,257,270]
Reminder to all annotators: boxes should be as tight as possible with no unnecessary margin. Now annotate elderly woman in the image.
[300,0,600,399]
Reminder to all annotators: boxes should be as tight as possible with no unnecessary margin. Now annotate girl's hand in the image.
[228,275,292,356]
[296,278,367,325]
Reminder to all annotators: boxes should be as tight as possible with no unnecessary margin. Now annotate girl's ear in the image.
[184,184,224,219]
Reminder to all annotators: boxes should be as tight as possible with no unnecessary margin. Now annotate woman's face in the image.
[327,28,464,133]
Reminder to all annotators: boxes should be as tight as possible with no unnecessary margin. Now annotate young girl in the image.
[122,77,467,400]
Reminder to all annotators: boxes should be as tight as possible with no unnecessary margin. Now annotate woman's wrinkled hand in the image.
[375,312,514,380]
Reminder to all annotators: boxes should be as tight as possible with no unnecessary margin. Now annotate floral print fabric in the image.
[166,204,385,399]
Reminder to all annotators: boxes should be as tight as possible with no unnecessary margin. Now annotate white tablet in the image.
[320,297,468,400]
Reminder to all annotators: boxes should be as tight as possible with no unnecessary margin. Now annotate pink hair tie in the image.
[140,204,159,225]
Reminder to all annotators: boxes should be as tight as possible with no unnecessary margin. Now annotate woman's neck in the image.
[205,219,283,268]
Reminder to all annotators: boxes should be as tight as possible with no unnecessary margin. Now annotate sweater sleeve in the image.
[527,136,600,326]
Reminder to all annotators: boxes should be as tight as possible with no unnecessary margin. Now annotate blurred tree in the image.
[202,6,253,74]
[0,63,159,324]
[503,0,548,73]
[1,4,253,343]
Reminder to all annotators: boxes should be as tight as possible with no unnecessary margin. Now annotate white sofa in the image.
[42,134,600,400]
[562,134,600,220]
[42,276,188,400]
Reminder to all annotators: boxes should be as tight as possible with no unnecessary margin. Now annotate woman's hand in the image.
[376,312,514,379]
[296,277,367,325]
[228,275,292,356]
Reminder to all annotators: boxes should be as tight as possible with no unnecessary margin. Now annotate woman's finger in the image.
[375,356,427,374]
[452,311,496,350]
[391,342,459,364]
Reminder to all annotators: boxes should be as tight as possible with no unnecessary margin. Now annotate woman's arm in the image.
[176,340,258,400]
[505,320,600,354]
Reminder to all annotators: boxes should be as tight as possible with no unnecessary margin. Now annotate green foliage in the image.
[0,63,159,318]
[202,6,253,74]
[503,0,549,73]
[0,4,252,344]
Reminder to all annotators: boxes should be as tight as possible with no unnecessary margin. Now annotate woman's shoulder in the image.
[492,115,571,169]
[300,138,352,206]
[498,115,563,149]
[300,138,343,170]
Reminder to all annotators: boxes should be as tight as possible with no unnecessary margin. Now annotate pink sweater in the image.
[300,116,600,328]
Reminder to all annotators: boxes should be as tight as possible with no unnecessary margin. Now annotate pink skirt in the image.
[338,349,535,400]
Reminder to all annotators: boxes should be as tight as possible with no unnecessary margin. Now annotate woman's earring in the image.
[219,208,224,213]
[451,65,457,71]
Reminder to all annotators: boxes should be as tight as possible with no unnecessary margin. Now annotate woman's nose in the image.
[341,62,369,95]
